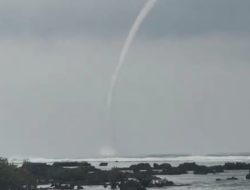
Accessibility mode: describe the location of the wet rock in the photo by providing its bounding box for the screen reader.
[148,177,174,187]
[119,180,146,190]
[226,177,238,181]
[110,181,118,189]
[193,166,215,175]
[161,167,187,175]
[246,171,250,179]
[53,161,91,167]
[100,162,108,166]
[178,162,199,171]
[130,163,152,173]
[224,162,250,170]
[153,163,172,170]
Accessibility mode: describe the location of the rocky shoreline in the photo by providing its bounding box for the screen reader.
[0,157,250,190]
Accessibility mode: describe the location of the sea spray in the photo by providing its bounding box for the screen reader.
[102,0,158,156]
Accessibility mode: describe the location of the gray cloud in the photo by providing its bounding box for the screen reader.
[0,0,250,157]
[146,0,250,38]
[0,0,250,38]
[0,0,145,38]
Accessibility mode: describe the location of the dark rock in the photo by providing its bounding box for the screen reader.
[178,162,199,171]
[193,166,214,175]
[53,161,91,168]
[246,171,250,179]
[216,177,239,181]
[110,181,118,189]
[130,163,152,173]
[119,180,146,190]
[161,167,187,175]
[153,163,172,170]
[226,177,238,181]
[224,162,250,170]
[148,177,174,187]
[133,172,154,187]
[100,162,108,166]
[77,186,84,189]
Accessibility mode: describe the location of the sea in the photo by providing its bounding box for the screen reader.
[9,154,250,190]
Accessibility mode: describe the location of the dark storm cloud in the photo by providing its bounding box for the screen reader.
[0,0,144,38]
[0,0,250,38]
[146,0,250,38]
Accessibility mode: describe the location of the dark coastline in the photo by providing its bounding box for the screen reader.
[0,157,250,190]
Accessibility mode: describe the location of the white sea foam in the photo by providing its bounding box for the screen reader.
[9,155,250,165]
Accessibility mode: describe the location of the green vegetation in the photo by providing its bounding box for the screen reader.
[0,158,34,190]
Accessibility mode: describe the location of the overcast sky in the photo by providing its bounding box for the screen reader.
[0,0,250,158]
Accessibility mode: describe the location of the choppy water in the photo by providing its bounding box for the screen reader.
[156,170,250,190]
[83,170,250,190]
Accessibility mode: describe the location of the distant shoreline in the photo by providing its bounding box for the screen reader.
[8,154,250,165]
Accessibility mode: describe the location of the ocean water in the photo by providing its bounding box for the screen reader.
[156,170,250,190]
[9,155,250,189]
[81,170,250,190]
[10,154,250,167]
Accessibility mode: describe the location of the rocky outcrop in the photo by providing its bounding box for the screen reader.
[99,162,108,166]
[161,167,187,175]
[226,177,238,181]
[153,163,172,170]
[216,177,238,182]
[148,177,174,187]
[130,163,152,173]
[193,166,213,175]
[246,171,250,180]
[178,163,224,175]
[178,162,199,171]
[52,161,91,167]
[223,162,250,170]
[119,180,146,190]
